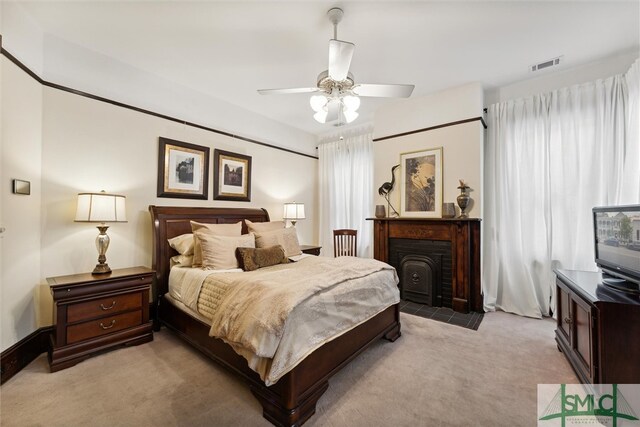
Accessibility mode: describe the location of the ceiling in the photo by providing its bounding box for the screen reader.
[17,1,640,136]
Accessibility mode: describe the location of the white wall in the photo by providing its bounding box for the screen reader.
[40,87,318,284]
[0,2,321,350]
[374,83,483,140]
[0,2,44,75]
[41,35,318,157]
[0,62,318,351]
[373,83,484,218]
[485,49,639,105]
[1,57,43,351]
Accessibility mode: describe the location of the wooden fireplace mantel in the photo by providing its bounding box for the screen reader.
[368,217,482,313]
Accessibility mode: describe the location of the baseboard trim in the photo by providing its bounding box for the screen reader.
[1,326,52,385]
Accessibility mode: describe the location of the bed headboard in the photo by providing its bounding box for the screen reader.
[148,205,270,305]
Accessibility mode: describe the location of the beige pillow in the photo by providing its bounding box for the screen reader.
[196,231,255,270]
[191,221,242,267]
[168,233,194,256]
[170,254,193,268]
[246,220,285,233]
[255,227,302,257]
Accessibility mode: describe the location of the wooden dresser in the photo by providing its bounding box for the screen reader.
[48,266,154,372]
[555,269,640,384]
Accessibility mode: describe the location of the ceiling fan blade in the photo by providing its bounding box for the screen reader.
[352,83,415,98]
[328,39,355,81]
[326,99,341,122]
[258,87,320,95]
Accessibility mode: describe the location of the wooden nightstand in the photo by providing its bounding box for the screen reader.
[47,266,154,372]
[300,245,321,256]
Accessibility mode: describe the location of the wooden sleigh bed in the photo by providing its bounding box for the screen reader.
[149,205,401,427]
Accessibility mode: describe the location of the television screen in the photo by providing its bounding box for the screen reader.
[593,205,640,287]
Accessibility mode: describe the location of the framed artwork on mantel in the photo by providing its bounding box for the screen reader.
[213,149,252,202]
[399,147,443,218]
[157,137,209,199]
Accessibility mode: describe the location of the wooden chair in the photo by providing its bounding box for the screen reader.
[333,229,357,257]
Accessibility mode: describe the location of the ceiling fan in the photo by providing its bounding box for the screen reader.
[257,7,415,126]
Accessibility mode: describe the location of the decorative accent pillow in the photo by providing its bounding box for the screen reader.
[168,233,194,256]
[191,221,242,267]
[254,227,302,257]
[195,231,255,270]
[246,220,285,233]
[236,246,289,271]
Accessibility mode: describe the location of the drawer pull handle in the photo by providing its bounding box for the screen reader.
[99,320,116,330]
[564,317,572,324]
[100,301,117,310]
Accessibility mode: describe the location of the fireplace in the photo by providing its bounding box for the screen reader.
[369,217,482,313]
[389,239,451,308]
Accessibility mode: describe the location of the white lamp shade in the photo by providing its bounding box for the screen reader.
[310,95,328,112]
[283,202,306,220]
[342,95,360,111]
[313,110,328,123]
[75,192,127,222]
[343,109,359,123]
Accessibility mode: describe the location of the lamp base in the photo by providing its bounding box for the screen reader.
[92,263,112,274]
[93,225,112,274]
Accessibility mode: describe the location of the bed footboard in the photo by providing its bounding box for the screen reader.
[160,298,400,427]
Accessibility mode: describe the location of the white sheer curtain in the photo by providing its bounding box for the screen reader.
[484,59,640,318]
[318,132,374,258]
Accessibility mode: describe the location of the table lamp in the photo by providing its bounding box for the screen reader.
[283,202,305,227]
[74,191,127,274]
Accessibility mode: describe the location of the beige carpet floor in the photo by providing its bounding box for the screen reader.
[0,312,576,426]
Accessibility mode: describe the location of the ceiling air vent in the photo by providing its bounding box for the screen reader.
[530,56,563,72]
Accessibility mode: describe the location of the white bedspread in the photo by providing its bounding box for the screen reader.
[168,256,399,385]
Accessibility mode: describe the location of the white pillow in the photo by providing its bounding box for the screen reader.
[255,227,302,257]
[168,233,194,256]
[246,220,285,233]
[191,221,242,267]
[196,231,255,270]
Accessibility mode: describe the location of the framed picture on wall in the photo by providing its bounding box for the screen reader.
[213,149,252,202]
[157,137,209,199]
[399,147,443,218]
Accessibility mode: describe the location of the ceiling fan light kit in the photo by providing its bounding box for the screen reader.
[258,8,414,126]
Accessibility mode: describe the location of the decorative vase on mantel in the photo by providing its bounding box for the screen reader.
[456,180,471,218]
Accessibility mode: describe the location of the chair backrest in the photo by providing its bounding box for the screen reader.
[333,229,357,257]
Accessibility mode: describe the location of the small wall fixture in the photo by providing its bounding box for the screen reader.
[74,191,127,274]
[283,202,306,227]
[12,179,31,195]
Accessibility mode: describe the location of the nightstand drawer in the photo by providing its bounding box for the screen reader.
[67,310,142,344]
[67,292,142,323]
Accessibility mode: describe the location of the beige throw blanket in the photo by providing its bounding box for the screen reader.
[203,256,399,384]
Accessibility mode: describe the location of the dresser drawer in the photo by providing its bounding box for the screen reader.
[67,310,142,344]
[67,292,142,323]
